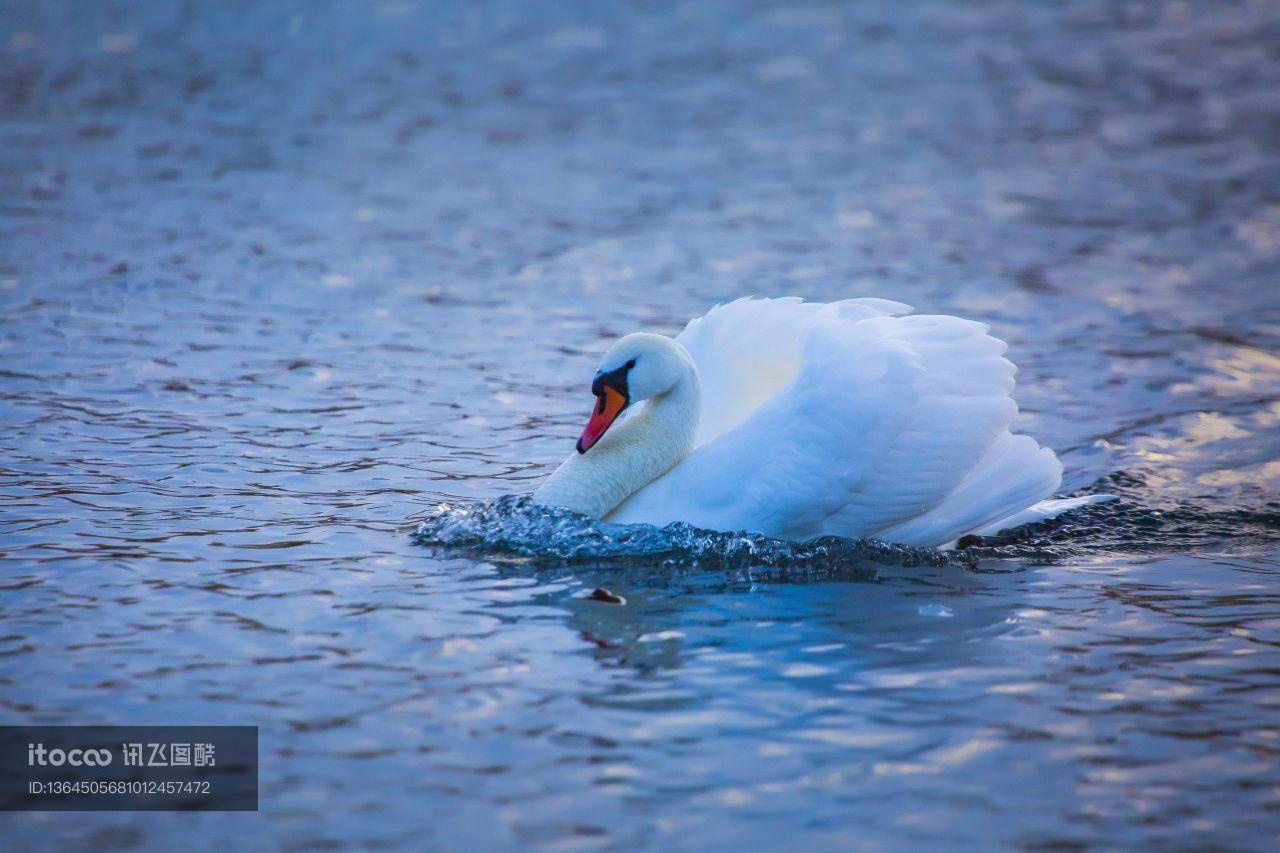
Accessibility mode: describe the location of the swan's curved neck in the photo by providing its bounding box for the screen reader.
[533,366,700,519]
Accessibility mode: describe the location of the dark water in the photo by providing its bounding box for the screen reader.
[3,0,1280,848]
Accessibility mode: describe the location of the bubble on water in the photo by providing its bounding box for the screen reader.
[413,495,968,571]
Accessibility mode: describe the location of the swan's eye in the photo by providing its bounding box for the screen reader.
[625,359,636,369]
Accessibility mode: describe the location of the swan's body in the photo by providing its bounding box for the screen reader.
[534,297,1105,547]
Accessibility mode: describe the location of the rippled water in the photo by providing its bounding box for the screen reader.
[3,0,1280,848]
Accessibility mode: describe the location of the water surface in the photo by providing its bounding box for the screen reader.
[2,1,1279,848]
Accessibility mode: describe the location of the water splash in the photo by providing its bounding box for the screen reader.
[413,495,969,570]
[415,476,1280,571]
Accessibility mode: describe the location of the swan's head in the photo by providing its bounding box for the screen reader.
[576,332,689,454]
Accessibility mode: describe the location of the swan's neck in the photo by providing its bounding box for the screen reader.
[533,370,700,519]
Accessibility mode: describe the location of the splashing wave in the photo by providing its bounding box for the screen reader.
[415,475,1280,571]
[413,495,968,569]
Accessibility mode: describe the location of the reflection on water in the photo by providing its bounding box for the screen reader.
[2,0,1279,848]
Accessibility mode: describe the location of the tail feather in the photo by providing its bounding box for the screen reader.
[970,494,1116,538]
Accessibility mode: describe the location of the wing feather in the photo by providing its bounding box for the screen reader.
[675,296,909,445]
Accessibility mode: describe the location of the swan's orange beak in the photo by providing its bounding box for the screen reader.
[576,386,628,454]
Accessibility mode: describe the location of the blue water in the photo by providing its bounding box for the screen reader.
[2,0,1279,848]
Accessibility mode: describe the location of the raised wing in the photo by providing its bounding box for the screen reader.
[675,296,909,446]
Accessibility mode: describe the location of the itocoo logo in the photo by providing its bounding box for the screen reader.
[27,743,113,766]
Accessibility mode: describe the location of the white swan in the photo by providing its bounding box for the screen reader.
[533,297,1107,547]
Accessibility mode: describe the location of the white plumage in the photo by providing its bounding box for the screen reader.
[535,297,1106,547]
